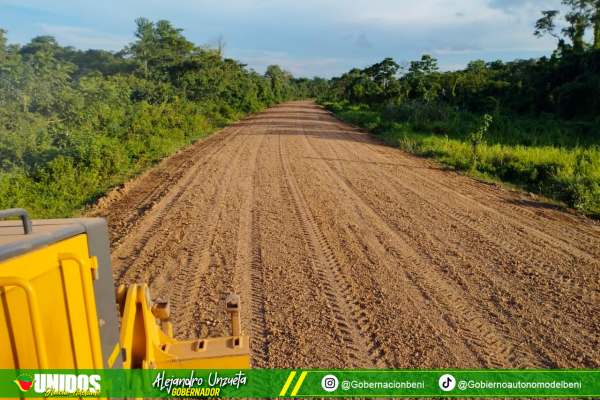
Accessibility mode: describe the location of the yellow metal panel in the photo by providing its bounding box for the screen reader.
[119,284,138,369]
[108,342,121,369]
[41,268,77,366]
[58,253,103,369]
[0,277,49,368]
[61,258,94,368]
[0,235,101,369]
[155,355,251,369]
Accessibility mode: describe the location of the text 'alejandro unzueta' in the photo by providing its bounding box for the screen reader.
[152,371,247,394]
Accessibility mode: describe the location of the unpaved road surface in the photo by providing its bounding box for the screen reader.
[94,100,600,369]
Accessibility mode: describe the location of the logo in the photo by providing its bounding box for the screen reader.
[439,374,456,391]
[13,374,35,392]
[11,374,102,396]
[322,374,339,392]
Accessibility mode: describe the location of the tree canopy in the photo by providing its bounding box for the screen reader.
[0,19,328,217]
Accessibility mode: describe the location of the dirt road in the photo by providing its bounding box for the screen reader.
[94,100,600,369]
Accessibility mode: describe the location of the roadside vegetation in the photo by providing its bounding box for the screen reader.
[0,19,329,218]
[319,0,600,214]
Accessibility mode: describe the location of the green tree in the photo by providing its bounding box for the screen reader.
[265,65,284,101]
[534,10,562,42]
[0,21,321,217]
[19,36,64,58]
[535,1,599,51]
[364,57,401,102]
[0,28,8,52]
[406,55,440,102]
[129,18,154,75]
[563,0,592,52]
[591,0,600,48]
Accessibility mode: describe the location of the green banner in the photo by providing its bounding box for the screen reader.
[1,369,599,398]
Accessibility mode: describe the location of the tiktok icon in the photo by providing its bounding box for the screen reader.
[439,374,456,391]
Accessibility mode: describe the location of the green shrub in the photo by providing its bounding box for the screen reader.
[0,22,325,218]
[567,177,600,211]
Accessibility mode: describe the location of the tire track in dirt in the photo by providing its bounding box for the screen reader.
[93,119,252,249]
[325,109,600,258]
[114,127,251,283]
[252,112,348,368]
[304,107,596,367]
[286,115,476,367]
[320,113,600,312]
[336,120,600,264]
[230,130,269,368]
[93,100,600,370]
[167,126,257,339]
[295,113,526,369]
[318,111,597,295]
[277,122,385,369]
[106,125,249,283]
[305,109,598,368]
[248,191,269,368]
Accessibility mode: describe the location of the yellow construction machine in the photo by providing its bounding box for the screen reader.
[0,208,250,370]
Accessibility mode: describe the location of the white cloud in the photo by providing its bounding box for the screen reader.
[431,47,482,55]
[37,24,130,50]
[229,48,358,77]
[488,0,558,14]
[1,0,571,77]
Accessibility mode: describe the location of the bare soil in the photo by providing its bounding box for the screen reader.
[92,100,600,369]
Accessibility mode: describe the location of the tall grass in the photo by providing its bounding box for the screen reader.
[382,101,600,148]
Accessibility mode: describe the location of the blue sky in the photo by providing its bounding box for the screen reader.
[0,0,566,78]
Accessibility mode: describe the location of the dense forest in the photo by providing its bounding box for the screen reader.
[319,0,600,214]
[2,3,599,218]
[0,18,329,217]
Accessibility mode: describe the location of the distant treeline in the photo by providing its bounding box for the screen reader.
[323,0,600,120]
[0,18,330,217]
[323,50,600,122]
[318,1,600,213]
